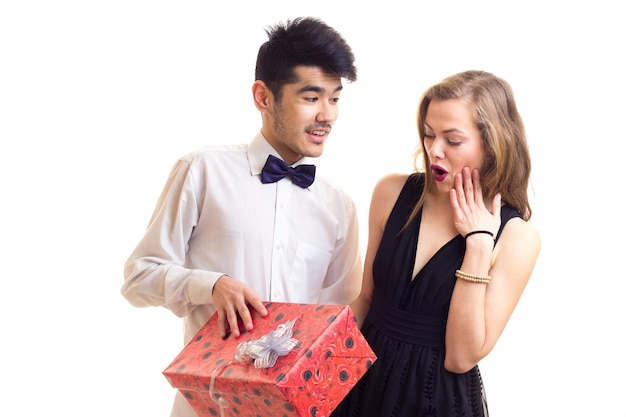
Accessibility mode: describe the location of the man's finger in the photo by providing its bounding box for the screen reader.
[249,299,269,318]
[237,304,254,332]
[226,308,240,338]
[217,312,228,339]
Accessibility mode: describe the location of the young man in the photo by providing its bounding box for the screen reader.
[121,17,362,417]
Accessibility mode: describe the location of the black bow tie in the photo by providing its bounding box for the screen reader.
[260,155,316,188]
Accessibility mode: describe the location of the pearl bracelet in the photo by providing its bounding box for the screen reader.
[455,269,491,284]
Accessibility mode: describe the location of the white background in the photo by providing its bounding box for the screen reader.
[1,1,625,416]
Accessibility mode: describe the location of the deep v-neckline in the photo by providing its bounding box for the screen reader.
[411,210,462,281]
[411,237,462,281]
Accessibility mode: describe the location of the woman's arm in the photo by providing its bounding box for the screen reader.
[444,170,541,373]
[350,173,409,326]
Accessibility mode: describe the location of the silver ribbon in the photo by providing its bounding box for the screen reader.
[209,361,232,417]
[208,318,300,417]
[234,318,300,368]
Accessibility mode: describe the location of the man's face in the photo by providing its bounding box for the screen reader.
[263,66,343,165]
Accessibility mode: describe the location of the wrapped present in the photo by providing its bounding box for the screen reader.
[163,302,376,417]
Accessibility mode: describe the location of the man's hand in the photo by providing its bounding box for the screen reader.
[212,275,268,338]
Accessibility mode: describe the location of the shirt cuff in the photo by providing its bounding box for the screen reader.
[186,270,226,306]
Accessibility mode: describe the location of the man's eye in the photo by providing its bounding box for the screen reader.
[331,97,340,103]
[305,97,318,102]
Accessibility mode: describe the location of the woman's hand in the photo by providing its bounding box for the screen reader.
[449,167,501,239]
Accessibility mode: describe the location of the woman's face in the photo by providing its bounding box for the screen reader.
[423,98,484,194]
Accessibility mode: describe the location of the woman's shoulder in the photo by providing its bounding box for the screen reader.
[369,172,422,218]
[373,172,415,199]
[376,171,424,190]
[500,215,542,253]
[499,203,541,241]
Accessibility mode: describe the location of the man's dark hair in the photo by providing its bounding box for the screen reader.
[255,17,357,99]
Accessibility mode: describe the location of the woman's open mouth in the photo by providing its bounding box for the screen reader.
[431,164,448,182]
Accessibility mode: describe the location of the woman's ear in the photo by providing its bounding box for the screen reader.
[252,80,271,112]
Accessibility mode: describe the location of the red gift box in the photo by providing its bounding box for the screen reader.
[163,302,376,417]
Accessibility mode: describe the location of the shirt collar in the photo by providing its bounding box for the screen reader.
[248,131,316,176]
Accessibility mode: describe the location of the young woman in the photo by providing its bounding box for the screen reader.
[333,70,541,417]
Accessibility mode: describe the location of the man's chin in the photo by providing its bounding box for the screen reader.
[302,144,325,158]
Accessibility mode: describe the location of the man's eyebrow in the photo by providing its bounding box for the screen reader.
[296,85,344,94]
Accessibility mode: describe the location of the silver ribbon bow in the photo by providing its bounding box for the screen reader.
[234,318,299,368]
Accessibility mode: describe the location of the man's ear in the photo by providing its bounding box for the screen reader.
[252,80,272,112]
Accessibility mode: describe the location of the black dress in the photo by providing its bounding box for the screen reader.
[332,173,522,417]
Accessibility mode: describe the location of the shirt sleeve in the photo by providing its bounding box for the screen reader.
[121,158,224,318]
[317,195,363,306]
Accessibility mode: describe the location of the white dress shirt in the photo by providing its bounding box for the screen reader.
[122,132,362,417]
